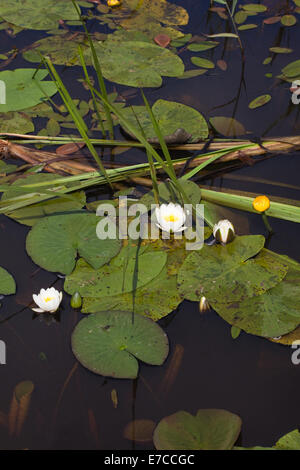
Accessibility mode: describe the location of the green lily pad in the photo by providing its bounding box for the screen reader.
[121,100,208,143]
[93,40,184,87]
[153,409,242,450]
[23,34,88,66]
[238,24,258,30]
[269,47,293,54]
[64,249,167,297]
[241,4,267,13]
[0,0,80,30]
[0,69,57,112]
[275,430,300,450]
[0,266,16,295]
[281,15,297,26]
[177,236,288,303]
[81,237,189,320]
[211,259,300,338]
[191,57,215,69]
[26,212,122,275]
[71,311,169,378]
[187,41,219,52]
[249,94,271,109]
[0,112,34,134]
[281,59,300,78]
[2,174,86,226]
[139,179,202,209]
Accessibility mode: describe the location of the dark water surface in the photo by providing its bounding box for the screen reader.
[0,0,300,449]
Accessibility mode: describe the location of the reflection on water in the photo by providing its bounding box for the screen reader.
[0,0,299,449]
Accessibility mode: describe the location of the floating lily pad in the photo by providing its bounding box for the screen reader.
[2,174,86,226]
[71,311,169,378]
[281,15,297,26]
[153,409,242,450]
[0,0,80,30]
[187,41,219,52]
[281,59,300,79]
[0,266,16,295]
[238,24,258,30]
[178,236,288,304]
[26,212,122,275]
[211,258,300,338]
[269,47,292,54]
[121,100,208,143]
[0,69,57,112]
[249,94,271,109]
[0,112,34,134]
[93,41,184,87]
[81,237,188,320]
[23,34,88,65]
[242,4,267,13]
[64,249,167,297]
[275,430,300,450]
[191,57,215,69]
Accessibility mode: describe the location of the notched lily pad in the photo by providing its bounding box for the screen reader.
[0,266,16,295]
[153,409,242,450]
[71,311,169,378]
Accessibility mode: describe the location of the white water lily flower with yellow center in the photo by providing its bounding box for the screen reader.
[213,219,235,244]
[32,287,63,314]
[155,203,186,233]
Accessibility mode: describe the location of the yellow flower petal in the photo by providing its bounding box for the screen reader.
[253,195,270,212]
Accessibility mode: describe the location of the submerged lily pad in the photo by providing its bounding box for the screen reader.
[139,178,202,209]
[0,0,80,30]
[26,213,122,275]
[121,99,208,142]
[93,40,184,87]
[0,69,57,112]
[153,409,242,450]
[2,174,86,226]
[178,236,288,304]
[0,266,16,295]
[209,116,246,137]
[212,258,300,338]
[0,112,34,134]
[71,311,169,378]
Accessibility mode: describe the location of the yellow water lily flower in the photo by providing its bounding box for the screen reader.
[32,287,63,314]
[107,0,122,7]
[155,203,186,233]
[253,195,270,212]
[213,219,235,244]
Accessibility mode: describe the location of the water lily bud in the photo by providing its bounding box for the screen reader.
[213,219,235,245]
[253,195,270,213]
[70,292,82,309]
[199,296,210,313]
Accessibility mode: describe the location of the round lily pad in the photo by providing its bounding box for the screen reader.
[153,409,242,450]
[0,266,16,295]
[26,212,122,275]
[121,100,208,143]
[71,311,169,378]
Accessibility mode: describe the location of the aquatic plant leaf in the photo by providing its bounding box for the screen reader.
[209,116,246,137]
[177,236,288,303]
[93,41,184,87]
[153,409,242,450]
[281,15,297,26]
[26,213,122,275]
[23,34,88,66]
[248,94,271,109]
[9,380,34,437]
[2,174,86,226]
[191,57,215,69]
[281,59,300,78]
[187,41,219,52]
[241,4,267,13]
[0,161,17,175]
[0,267,16,295]
[64,249,167,298]
[0,0,79,30]
[177,69,208,79]
[71,311,169,378]
[0,112,34,134]
[124,419,156,442]
[121,100,208,142]
[139,179,202,209]
[275,430,300,450]
[269,47,292,54]
[212,259,300,338]
[238,23,258,30]
[0,69,57,112]
[81,237,189,320]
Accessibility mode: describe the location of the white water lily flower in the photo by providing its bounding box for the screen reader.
[199,296,210,313]
[213,219,235,244]
[32,287,63,314]
[155,203,186,233]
